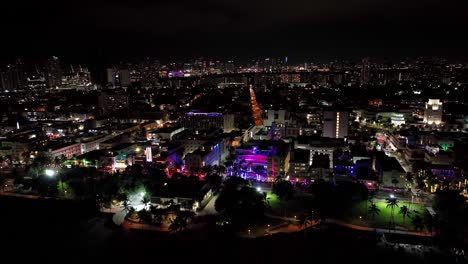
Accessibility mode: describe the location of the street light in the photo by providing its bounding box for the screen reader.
[256,187,261,192]
[390,194,395,199]
[45,169,56,177]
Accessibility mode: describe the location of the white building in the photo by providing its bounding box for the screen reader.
[424,99,443,125]
[263,109,287,126]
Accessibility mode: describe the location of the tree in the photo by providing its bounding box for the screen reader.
[422,212,434,236]
[411,215,424,231]
[138,209,152,224]
[386,197,399,229]
[31,153,52,171]
[365,191,376,217]
[391,178,399,188]
[215,177,264,227]
[298,213,312,230]
[169,213,190,233]
[205,173,222,188]
[141,196,151,210]
[432,189,465,246]
[56,180,75,199]
[405,172,413,184]
[201,165,213,176]
[368,203,381,219]
[272,179,295,217]
[272,180,295,201]
[398,205,410,223]
[122,200,132,213]
[0,176,5,192]
[213,165,226,176]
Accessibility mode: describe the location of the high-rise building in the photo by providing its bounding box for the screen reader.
[119,69,131,87]
[45,56,62,88]
[0,58,26,91]
[180,112,227,130]
[140,57,160,88]
[223,114,235,132]
[322,111,348,139]
[106,68,116,87]
[424,99,443,125]
[360,57,370,84]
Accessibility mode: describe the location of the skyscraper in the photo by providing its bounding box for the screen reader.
[119,69,131,87]
[322,111,348,139]
[360,57,370,84]
[45,56,62,88]
[424,99,443,125]
[0,58,26,91]
[140,57,160,88]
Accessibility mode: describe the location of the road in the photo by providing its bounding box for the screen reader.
[249,84,263,126]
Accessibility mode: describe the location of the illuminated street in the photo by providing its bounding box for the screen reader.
[250,84,264,126]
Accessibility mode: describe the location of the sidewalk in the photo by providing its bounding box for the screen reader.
[324,219,432,237]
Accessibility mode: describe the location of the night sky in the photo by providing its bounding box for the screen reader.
[2,0,468,62]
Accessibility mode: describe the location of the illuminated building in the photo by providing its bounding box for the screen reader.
[147,127,185,141]
[424,99,443,125]
[233,141,290,181]
[145,146,152,162]
[263,109,287,127]
[184,142,222,172]
[119,69,131,87]
[181,112,234,132]
[0,58,26,90]
[140,57,160,88]
[360,57,370,84]
[45,56,62,88]
[288,149,310,179]
[322,111,348,139]
[98,92,129,114]
[48,142,82,159]
[294,137,347,169]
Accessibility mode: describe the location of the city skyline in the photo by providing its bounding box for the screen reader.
[1,2,467,263]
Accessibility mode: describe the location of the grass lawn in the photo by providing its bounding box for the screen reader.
[265,192,314,218]
[347,200,428,231]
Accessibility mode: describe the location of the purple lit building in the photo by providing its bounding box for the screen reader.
[233,141,290,182]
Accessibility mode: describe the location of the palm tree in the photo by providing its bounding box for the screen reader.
[214,165,226,176]
[411,215,424,231]
[366,191,376,217]
[368,203,381,219]
[391,178,399,188]
[386,197,399,229]
[201,165,213,176]
[423,213,434,236]
[0,176,6,192]
[398,205,410,224]
[298,213,312,229]
[122,200,132,213]
[169,214,190,233]
[141,196,151,210]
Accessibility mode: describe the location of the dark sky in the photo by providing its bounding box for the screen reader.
[2,0,468,62]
